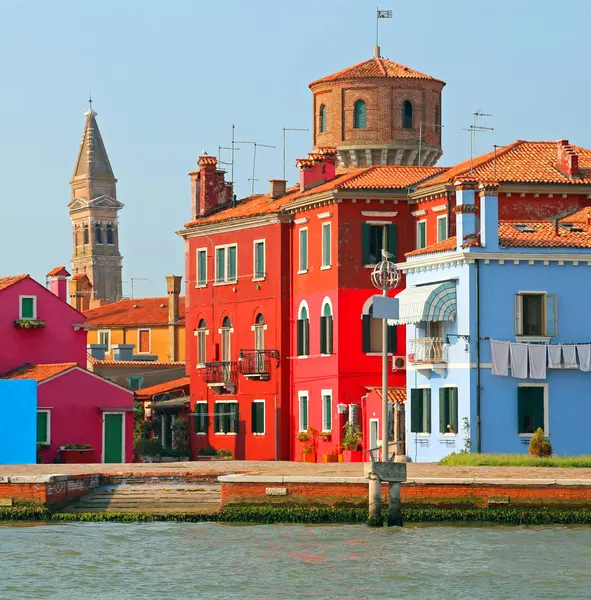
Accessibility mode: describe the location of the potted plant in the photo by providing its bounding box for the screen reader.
[301,442,316,463]
[341,423,363,462]
[59,444,95,464]
[214,448,233,461]
[296,428,317,462]
[14,319,46,329]
[319,431,332,442]
[136,438,164,463]
[197,446,217,461]
[321,448,339,463]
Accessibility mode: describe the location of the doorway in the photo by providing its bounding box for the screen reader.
[103,413,124,463]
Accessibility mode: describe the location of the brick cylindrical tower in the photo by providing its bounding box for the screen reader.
[309,55,445,169]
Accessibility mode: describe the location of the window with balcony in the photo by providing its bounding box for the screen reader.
[518,386,545,435]
[410,389,431,433]
[298,392,309,431]
[439,387,458,434]
[215,244,237,284]
[196,248,207,286]
[253,240,265,280]
[194,402,208,434]
[515,293,557,338]
[214,401,239,434]
[252,400,265,434]
[297,304,310,357]
[362,304,396,354]
[320,301,333,355]
[221,317,232,361]
[408,321,445,364]
[322,222,331,268]
[299,228,308,272]
[362,223,397,265]
[197,319,207,365]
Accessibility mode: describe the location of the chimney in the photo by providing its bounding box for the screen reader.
[112,344,135,361]
[269,179,287,199]
[47,266,70,303]
[189,153,233,218]
[454,179,478,251]
[165,275,182,362]
[556,139,579,177]
[87,344,107,361]
[296,147,337,192]
[69,273,93,312]
[478,182,499,251]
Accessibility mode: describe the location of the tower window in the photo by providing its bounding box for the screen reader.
[319,104,327,133]
[402,101,413,129]
[434,104,441,131]
[354,100,366,129]
[95,223,103,244]
[106,224,114,245]
[83,225,89,245]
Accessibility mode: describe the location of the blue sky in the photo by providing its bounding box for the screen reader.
[1,0,590,297]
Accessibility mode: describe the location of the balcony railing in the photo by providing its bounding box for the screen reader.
[407,338,447,365]
[202,361,237,386]
[238,350,280,379]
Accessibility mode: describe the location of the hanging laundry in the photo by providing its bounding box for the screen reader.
[576,345,591,372]
[547,345,562,369]
[528,344,547,379]
[510,343,528,379]
[562,345,578,369]
[491,340,510,376]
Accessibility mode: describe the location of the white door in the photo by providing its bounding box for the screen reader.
[369,419,379,462]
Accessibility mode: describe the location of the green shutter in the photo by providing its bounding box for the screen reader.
[228,246,237,280]
[545,295,557,336]
[387,324,397,353]
[518,387,543,434]
[320,316,327,354]
[37,412,48,443]
[21,297,34,319]
[252,402,264,434]
[531,388,544,432]
[297,319,304,356]
[216,248,225,282]
[410,390,422,433]
[327,317,333,354]
[304,321,310,355]
[450,388,458,433]
[424,390,432,434]
[362,224,370,264]
[439,388,447,434]
[362,314,371,352]
[386,224,398,262]
[214,403,221,433]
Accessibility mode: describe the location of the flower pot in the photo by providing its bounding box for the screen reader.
[301,451,316,463]
[322,453,339,463]
[59,448,95,464]
[342,449,363,463]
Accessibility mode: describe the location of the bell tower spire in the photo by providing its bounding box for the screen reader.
[68,103,124,304]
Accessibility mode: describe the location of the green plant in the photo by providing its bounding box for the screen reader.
[14,319,46,329]
[319,431,331,441]
[172,417,190,456]
[529,427,553,457]
[341,422,362,450]
[134,400,146,439]
[198,446,217,456]
[216,448,233,459]
[301,443,314,455]
[439,453,591,467]
[62,444,92,450]
[134,438,163,458]
[459,417,472,454]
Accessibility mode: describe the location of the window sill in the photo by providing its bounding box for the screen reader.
[297,269,308,275]
[196,432,207,436]
[320,353,333,357]
[214,432,237,436]
[252,277,266,282]
[516,336,551,343]
[195,284,208,289]
[136,352,152,355]
[365,352,394,357]
[196,364,205,369]
[213,280,238,287]
[320,265,331,271]
[297,355,309,359]
[253,432,266,436]
[442,433,457,437]
[364,264,377,269]
[415,433,431,437]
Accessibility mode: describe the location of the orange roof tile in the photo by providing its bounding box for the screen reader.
[338,166,444,190]
[88,356,184,368]
[84,297,185,327]
[72,273,90,281]
[367,386,407,404]
[418,141,591,189]
[1,363,77,382]
[310,57,444,87]
[0,274,28,292]
[135,376,190,399]
[406,237,457,257]
[561,206,591,223]
[47,266,70,277]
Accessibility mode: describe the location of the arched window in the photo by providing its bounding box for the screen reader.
[320,301,333,355]
[83,225,89,245]
[319,104,327,133]
[297,304,310,357]
[106,224,114,245]
[354,100,367,129]
[95,223,103,244]
[362,303,397,354]
[197,319,207,365]
[254,313,265,372]
[221,316,232,362]
[402,101,413,129]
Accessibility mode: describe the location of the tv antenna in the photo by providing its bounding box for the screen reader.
[130,277,148,299]
[462,112,493,173]
[283,127,308,181]
[235,141,276,196]
[218,145,239,167]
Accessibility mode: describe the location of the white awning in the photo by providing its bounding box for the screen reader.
[389,281,456,325]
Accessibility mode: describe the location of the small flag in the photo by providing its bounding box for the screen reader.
[377,9,392,18]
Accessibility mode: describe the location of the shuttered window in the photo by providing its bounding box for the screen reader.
[439,387,458,434]
[128,376,142,391]
[138,329,150,353]
[517,387,544,434]
[362,305,396,353]
[299,229,308,271]
[297,306,309,356]
[196,249,207,286]
[322,223,331,267]
[37,411,49,444]
[298,394,309,431]
[254,241,265,279]
[322,393,332,431]
[320,303,333,354]
[214,401,239,434]
[227,246,237,281]
[416,221,427,249]
[514,293,557,337]
[410,389,431,433]
[194,402,208,434]
[437,216,448,242]
[20,296,36,320]
[362,224,397,264]
[251,401,265,434]
[215,245,237,283]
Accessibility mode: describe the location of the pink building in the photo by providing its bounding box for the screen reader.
[0,271,133,463]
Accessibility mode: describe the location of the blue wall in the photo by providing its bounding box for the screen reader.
[0,380,37,464]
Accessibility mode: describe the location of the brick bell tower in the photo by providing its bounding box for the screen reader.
[309,49,445,169]
[68,104,124,303]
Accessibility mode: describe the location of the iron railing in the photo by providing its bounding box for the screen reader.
[407,337,447,364]
[202,361,237,385]
[238,350,280,377]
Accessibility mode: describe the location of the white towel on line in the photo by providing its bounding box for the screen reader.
[491,340,510,376]
[562,345,578,369]
[528,344,547,379]
[547,345,562,369]
[510,343,528,379]
[577,344,591,372]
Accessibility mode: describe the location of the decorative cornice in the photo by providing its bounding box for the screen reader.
[454,204,479,214]
[177,213,291,239]
[361,211,398,217]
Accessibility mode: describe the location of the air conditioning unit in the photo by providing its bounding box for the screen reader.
[392,355,406,371]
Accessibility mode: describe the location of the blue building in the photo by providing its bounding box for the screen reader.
[0,380,37,464]
[396,180,591,461]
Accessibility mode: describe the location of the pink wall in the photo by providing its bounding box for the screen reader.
[37,368,133,464]
[0,278,87,373]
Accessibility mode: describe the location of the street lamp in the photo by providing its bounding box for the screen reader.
[371,249,400,461]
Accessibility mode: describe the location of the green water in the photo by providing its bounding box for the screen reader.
[1,522,590,599]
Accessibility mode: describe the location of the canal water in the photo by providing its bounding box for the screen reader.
[1,522,590,599]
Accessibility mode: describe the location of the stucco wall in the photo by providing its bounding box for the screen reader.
[0,380,37,464]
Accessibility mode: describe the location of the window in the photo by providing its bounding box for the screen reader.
[439,387,458,434]
[128,376,143,391]
[98,329,111,351]
[83,225,89,245]
[297,304,310,357]
[322,390,332,432]
[138,329,151,354]
[402,100,413,129]
[437,215,448,242]
[19,296,37,320]
[95,223,103,244]
[416,221,427,249]
[362,304,396,354]
[197,319,207,365]
[254,313,265,371]
[196,248,207,286]
[515,293,557,337]
[362,223,398,264]
[298,228,308,272]
[298,392,309,431]
[253,240,265,279]
[252,400,265,434]
[215,244,238,283]
[221,316,232,361]
[354,100,367,129]
[322,222,331,268]
[37,410,50,444]
[214,401,239,434]
[194,402,208,434]
[518,386,545,434]
[320,301,333,355]
[410,389,431,433]
[434,105,441,133]
[319,104,327,133]
[106,224,114,245]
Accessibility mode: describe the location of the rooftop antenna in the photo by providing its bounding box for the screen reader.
[418,121,443,166]
[130,277,148,299]
[218,145,239,167]
[375,7,392,58]
[231,124,236,194]
[462,112,493,173]
[492,143,511,180]
[283,127,308,181]
[235,141,276,196]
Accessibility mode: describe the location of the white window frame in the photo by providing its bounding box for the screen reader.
[213,399,238,436]
[298,390,309,432]
[298,227,308,274]
[98,329,111,352]
[439,384,458,437]
[436,215,448,242]
[37,409,51,444]
[137,328,152,354]
[321,222,332,269]
[515,291,557,342]
[196,247,207,288]
[297,300,310,359]
[517,383,549,438]
[19,295,37,320]
[195,323,209,367]
[214,243,238,285]
[194,401,208,435]
[253,239,266,281]
[321,389,332,432]
[416,220,427,250]
[252,399,266,435]
[415,385,432,437]
[320,297,333,356]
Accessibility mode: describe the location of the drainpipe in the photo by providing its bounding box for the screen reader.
[446,191,452,238]
[475,258,482,453]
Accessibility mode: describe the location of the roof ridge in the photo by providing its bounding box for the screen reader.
[375,57,388,76]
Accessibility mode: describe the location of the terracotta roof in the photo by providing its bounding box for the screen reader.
[310,57,444,87]
[135,376,190,399]
[561,206,591,223]
[83,296,185,327]
[0,274,28,292]
[338,166,444,190]
[72,273,90,281]
[367,386,406,404]
[418,141,591,189]
[406,237,458,257]
[1,363,77,382]
[88,355,185,368]
[47,266,70,277]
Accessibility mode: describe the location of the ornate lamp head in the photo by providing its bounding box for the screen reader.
[371,249,400,291]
